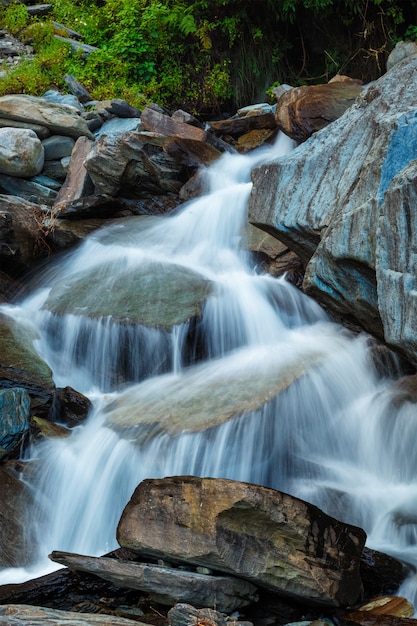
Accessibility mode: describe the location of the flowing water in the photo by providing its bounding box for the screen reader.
[1,133,417,604]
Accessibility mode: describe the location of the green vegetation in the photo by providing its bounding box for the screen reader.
[0,0,416,114]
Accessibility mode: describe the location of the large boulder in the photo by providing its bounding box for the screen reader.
[117,476,366,607]
[249,55,417,364]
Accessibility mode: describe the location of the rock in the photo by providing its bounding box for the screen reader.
[117,476,366,607]
[31,415,70,438]
[169,603,227,626]
[141,106,236,154]
[179,169,209,201]
[0,118,50,138]
[164,136,222,166]
[42,134,75,160]
[95,116,141,137]
[43,259,213,327]
[387,41,417,71]
[0,195,44,272]
[84,130,186,196]
[275,82,362,142]
[41,158,67,181]
[49,551,258,612]
[236,128,277,152]
[249,55,417,363]
[0,387,30,452]
[0,312,55,418]
[54,386,92,427]
[0,94,94,139]
[103,98,142,118]
[0,466,35,567]
[51,194,124,221]
[53,34,99,57]
[0,127,44,177]
[356,597,414,618]
[0,173,58,205]
[26,4,52,16]
[52,136,94,210]
[64,73,92,103]
[42,89,83,112]
[343,615,417,626]
[360,547,407,599]
[209,111,277,138]
[0,604,143,625]
[103,336,335,441]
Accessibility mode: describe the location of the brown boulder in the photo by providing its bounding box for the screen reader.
[117,476,366,607]
[275,82,362,142]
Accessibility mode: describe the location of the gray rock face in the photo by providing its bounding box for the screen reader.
[249,56,417,364]
[0,467,35,567]
[117,476,366,607]
[0,604,142,625]
[0,127,44,177]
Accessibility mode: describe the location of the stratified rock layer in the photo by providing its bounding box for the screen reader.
[249,55,417,365]
[117,476,366,607]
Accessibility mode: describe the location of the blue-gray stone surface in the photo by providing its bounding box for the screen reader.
[0,387,30,451]
[249,55,417,365]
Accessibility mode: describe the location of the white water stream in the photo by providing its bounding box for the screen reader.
[1,133,417,605]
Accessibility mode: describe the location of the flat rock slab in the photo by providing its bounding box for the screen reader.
[0,604,143,625]
[43,260,213,328]
[117,476,366,607]
[104,334,337,440]
[0,94,94,139]
[49,551,258,612]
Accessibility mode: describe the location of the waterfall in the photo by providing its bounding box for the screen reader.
[1,133,417,606]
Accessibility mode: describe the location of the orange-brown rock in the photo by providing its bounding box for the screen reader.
[275,82,362,142]
[117,476,366,607]
[209,112,277,138]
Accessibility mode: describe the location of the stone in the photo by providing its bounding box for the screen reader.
[0,174,58,205]
[64,73,92,103]
[95,116,141,137]
[0,127,44,177]
[387,40,417,71]
[141,106,235,153]
[53,35,99,57]
[169,604,227,626]
[360,547,407,599]
[0,605,143,625]
[55,386,92,427]
[236,128,277,152]
[0,466,35,567]
[356,597,414,618]
[49,551,258,612]
[209,112,277,137]
[42,134,75,160]
[104,98,142,118]
[0,117,50,138]
[275,82,362,142]
[103,337,335,441]
[43,259,213,328]
[51,194,124,221]
[0,312,55,417]
[249,55,417,363]
[0,387,30,451]
[52,136,94,210]
[26,4,52,16]
[0,195,44,271]
[117,476,366,607]
[0,94,94,139]
[31,415,71,438]
[164,136,222,167]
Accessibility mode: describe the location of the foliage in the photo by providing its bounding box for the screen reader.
[0,0,416,113]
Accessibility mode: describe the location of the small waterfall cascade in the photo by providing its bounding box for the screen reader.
[1,133,417,606]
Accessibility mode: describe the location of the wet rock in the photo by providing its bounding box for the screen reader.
[0,94,94,139]
[0,466,36,567]
[360,547,407,599]
[356,597,414,618]
[0,195,44,272]
[117,476,366,607]
[275,82,362,142]
[43,259,213,328]
[31,415,70,438]
[103,336,337,441]
[236,128,277,152]
[0,312,55,417]
[0,127,44,177]
[343,597,416,626]
[55,386,92,427]
[0,173,58,205]
[164,136,222,167]
[49,551,258,612]
[0,387,30,452]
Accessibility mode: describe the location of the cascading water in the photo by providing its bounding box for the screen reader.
[1,132,417,606]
